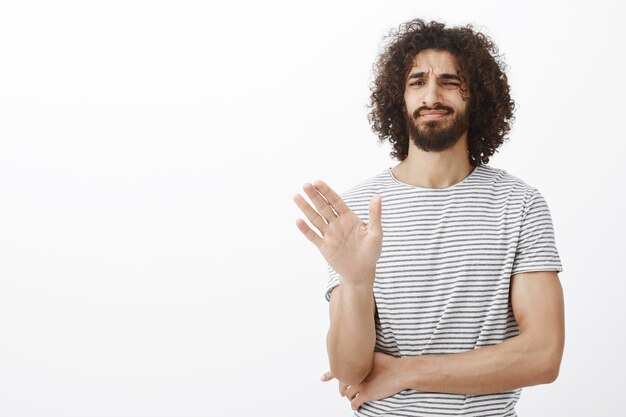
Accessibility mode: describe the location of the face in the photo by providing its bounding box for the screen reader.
[403,49,470,152]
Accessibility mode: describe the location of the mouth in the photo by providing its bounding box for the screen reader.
[419,110,449,118]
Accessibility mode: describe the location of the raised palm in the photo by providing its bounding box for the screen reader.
[293,180,383,285]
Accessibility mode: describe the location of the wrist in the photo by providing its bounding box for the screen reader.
[396,355,423,391]
[396,356,410,391]
[339,280,374,295]
[339,270,376,289]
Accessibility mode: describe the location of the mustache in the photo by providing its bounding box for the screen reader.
[412,105,454,119]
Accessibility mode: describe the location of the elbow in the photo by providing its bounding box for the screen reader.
[331,370,369,387]
[329,359,373,386]
[529,331,563,385]
[542,360,560,384]
[539,349,562,384]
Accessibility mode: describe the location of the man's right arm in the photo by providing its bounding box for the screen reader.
[327,280,377,386]
[293,180,382,385]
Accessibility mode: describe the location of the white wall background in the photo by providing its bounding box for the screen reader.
[0,1,623,416]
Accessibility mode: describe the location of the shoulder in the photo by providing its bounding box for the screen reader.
[480,165,553,218]
[478,164,541,197]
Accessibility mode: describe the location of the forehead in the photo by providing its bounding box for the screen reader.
[407,49,461,77]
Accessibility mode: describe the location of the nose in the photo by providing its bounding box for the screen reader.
[422,80,443,108]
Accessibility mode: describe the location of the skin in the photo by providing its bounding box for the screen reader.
[293,181,381,385]
[294,48,565,412]
[321,269,564,410]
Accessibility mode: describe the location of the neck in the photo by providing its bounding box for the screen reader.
[391,133,474,189]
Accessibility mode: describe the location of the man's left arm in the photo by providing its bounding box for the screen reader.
[344,270,564,409]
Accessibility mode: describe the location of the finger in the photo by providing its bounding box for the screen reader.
[368,194,383,234]
[311,180,351,216]
[320,371,334,382]
[339,381,349,397]
[293,193,329,234]
[351,392,366,410]
[344,385,359,401]
[295,218,323,248]
[302,182,338,224]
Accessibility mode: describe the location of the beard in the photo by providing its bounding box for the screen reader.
[404,104,470,152]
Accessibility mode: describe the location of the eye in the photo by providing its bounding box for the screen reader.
[410,80,425,86]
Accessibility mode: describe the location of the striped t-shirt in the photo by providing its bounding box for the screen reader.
[325,163,563,417]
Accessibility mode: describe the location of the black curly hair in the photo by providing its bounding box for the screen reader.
[368,19,515,166]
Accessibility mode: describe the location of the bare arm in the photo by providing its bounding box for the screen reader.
[327,282,377,385]
[344,270,565,408]
[400,270,565,394]
[293,180,383,386]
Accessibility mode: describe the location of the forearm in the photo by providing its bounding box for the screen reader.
[326,280,376,385]
[398,333,559,395]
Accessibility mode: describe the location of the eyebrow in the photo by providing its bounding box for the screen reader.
[407,72,462,82]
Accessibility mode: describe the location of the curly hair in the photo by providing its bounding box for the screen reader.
[368,19,515,166]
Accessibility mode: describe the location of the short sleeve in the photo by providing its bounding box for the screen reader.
[511,188,564,275]
[324,263,340,302]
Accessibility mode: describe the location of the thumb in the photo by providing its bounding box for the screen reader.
[368,194,382,233]
[320,371,335,382]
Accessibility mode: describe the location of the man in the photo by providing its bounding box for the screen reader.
[292,19,564,417]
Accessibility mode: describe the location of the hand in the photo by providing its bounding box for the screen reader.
[320,370,349,398]
[293,180,383,286]
[320,352,405,410]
